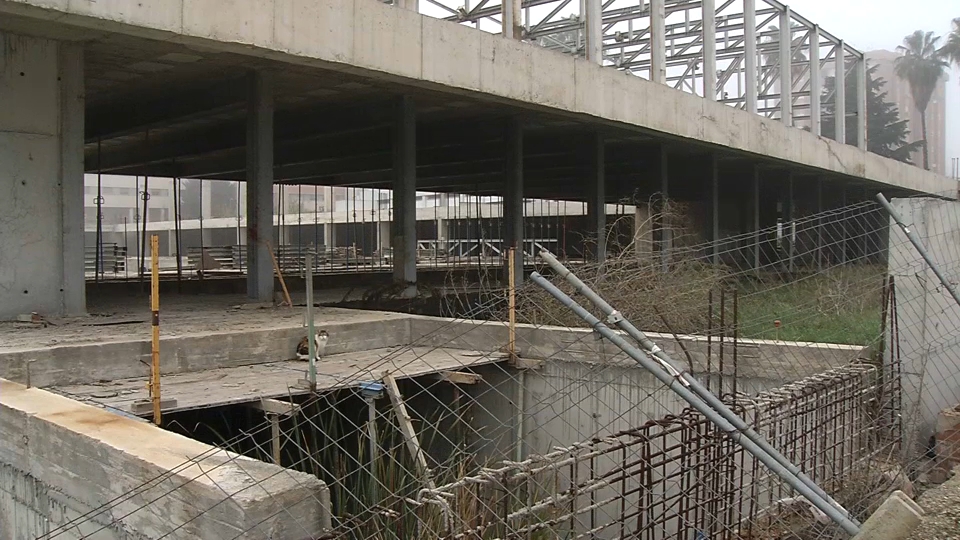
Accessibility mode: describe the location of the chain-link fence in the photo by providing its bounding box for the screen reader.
[49,193,960,539]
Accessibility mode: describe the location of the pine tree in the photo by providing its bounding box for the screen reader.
[821,62,922,163]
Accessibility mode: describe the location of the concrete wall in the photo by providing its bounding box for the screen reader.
[887,198,960,445]
[0,379,329,539]
[0,316,412,388]
[0,0,953,196]
[0,32,85,319]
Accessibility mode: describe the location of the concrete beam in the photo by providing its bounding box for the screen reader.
[245,70,275,302]
[392,96,417,296]
[86,76,247,142]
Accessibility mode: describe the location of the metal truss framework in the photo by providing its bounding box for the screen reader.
[406,0,867,149]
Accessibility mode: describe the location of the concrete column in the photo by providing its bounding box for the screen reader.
[585,0,602,64]
[323,223,334,247]
[816,176,823,271]
[786,172,795,273]
[585,133,606,262]
[634,203,654,262]
[245,70,275,302]
[60,44,86,316]
[0,35,85,319]
[809,25,822,136]
[710,154,719,264]
[503,118,524,282]
[650,0,666,85]
[702,0,717,101]
[392,96,417,297]
[377,221,390,250]
[752,165,761,272]
[835,41,846,144]
[744,0,758,114]
[778,7,793,127]
[654,145,671,272]
[856,56,867,151]
[396,0,417,11]
[502,0,522,39]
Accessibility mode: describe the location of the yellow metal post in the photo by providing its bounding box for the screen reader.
[150,235,161,425]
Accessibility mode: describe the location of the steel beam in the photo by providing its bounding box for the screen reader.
[809,26,821,136]
[744,0,758,113]
[650,0,666,84]
[778,7,792,127]
[835,41,846,144]
[702,0,716,100]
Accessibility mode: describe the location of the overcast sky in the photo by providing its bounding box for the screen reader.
[790,0,958,173]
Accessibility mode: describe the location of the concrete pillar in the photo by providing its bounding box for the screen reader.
[786,172,795,273]
[752,165,761,272]
[779,7,793,127]
[396,0,417,11]
[585,0,602,65]
[245,70,275,302]
[323,223,334,248]
[503,118,524,282]
[0,35,85,319]
[654,145,671,272]
[835,41,846,144]
[502,0,522,39]
[377,221,390,250]
[810,25,822,136]
[743,0,758,114]
[816,176,824,271]
[634,203,654,262]
[392,96,417,297]
[710,154,719,264]
[650,0,666,85]
[702,0,717,101]
[856,56,867,151]
[585,133,606,263]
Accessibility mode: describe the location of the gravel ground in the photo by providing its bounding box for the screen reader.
[907,471,960,539]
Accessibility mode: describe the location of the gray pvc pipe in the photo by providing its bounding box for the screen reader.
[529,270,861,536]
[537,250,856,525]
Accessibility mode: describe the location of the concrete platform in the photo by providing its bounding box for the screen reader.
[51,346,507,415]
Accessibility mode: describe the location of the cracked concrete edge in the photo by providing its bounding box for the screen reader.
[851,490,924,540]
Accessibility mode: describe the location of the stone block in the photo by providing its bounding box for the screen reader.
[851,490,923,540]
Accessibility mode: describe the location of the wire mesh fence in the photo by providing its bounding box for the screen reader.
[53,193,960,539]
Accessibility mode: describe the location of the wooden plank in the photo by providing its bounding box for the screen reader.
[433,371,482,385]
[382,372,435,489]
[53,347,508,416]
[248,397,301,416]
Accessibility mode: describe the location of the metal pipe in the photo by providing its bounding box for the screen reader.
[876,193,960,309]
[529,270,860,535]
[535,251,860,532]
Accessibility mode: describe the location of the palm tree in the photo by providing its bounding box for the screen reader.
[894,30,949,170]
[941,18,960,69]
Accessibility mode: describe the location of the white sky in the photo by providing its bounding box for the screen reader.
[790,0,959,173]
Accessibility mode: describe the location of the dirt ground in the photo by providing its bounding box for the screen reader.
[907,470,960,539]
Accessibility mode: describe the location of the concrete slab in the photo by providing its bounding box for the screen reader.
[51,346,508,415]
[0,0,953,195]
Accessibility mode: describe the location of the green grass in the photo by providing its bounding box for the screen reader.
[736,266,885,346]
